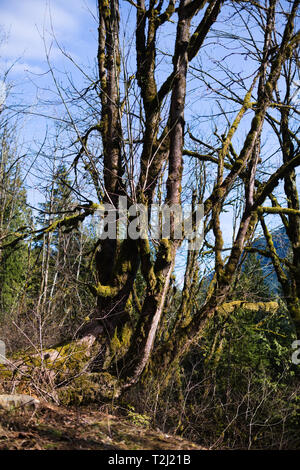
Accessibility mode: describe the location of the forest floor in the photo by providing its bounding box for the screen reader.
[0,401,205,450]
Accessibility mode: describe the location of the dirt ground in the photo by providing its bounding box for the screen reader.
[0,402,205,450]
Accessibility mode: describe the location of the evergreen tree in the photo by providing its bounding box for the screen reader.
[31,165,95,342]
[232,253,271,302]
[0,129,31,315]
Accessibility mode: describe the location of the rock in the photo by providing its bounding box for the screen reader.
[0,394,40,411]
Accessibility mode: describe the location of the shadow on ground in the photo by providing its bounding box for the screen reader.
[0,402,205,450]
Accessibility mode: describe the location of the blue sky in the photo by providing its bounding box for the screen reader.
[0,0,99,207]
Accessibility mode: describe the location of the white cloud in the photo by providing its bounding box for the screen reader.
[0,0,95,74]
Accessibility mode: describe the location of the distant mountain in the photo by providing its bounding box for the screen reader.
[249,226,290,292]
[203,226,290,292]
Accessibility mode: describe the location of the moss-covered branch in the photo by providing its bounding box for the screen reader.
[257,206,300,216]
[216,300,279,315]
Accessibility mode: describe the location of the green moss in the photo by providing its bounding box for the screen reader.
[110,328,121,356]
[0,337,126,403]
[216,301,279,314]
[127,405,151,428]
[0,363,13,380]
[90,202,104,211]
[121,324,132,348]
[125,293,133,311]
[57,374,102,405]
[265,81,273,98]
[289,303,300,326]
[159,238,172,263]
[139,238,157,290]
[106,323,133,368]
[259,206,300,216]
[94,283,119,298]
[120,259,132,274]
[180,308,193,329]
[252,115,261,129]
[100,0,110,18]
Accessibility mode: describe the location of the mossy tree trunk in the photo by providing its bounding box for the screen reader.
[79,0,225,378]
